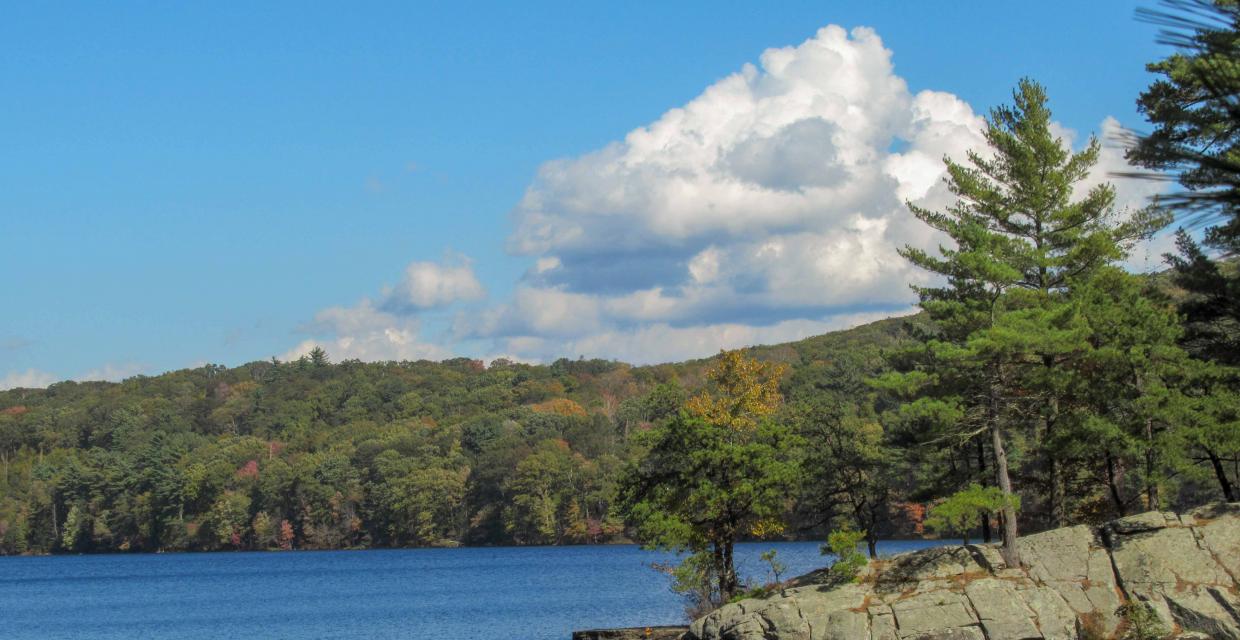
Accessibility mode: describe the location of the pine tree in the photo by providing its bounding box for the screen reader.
[1130,0,1240,239]
[893,79,1164,565]
[1071,267,1212,512]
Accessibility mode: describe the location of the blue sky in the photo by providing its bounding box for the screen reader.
[1,1,1171,386]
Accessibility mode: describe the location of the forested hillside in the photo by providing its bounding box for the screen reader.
[0,315,919,554]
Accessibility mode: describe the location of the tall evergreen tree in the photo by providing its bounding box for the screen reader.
[892,79,1163,565]
[1130,0,1240,239]
[1128,1,1240,503]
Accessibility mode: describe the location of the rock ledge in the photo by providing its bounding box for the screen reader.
[687,503,1240,640]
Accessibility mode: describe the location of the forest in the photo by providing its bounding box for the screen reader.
[0,315,920,554]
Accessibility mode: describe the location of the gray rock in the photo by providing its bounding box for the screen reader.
[1191,503,1240,584]
[682,504,1240,640]
[1105,510,1178,535]
[891,591,977,637]
[869,609,898,640]
[963,579,1041,639]
[817,609,867,640]
[1017,586,1077,640]
[1163,588,1240,640]
[901,629,985,640]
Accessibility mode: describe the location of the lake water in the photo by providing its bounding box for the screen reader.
[0,540,945,640]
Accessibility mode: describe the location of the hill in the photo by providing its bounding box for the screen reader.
[0,312,924,554]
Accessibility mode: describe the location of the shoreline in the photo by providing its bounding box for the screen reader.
[0,536,947,559]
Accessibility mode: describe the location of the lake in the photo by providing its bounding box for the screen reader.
[0,540,945,640]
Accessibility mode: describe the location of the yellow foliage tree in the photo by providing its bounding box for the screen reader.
[685,350,786,432]
[528,398,588,417]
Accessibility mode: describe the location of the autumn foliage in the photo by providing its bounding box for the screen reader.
[685,349,786,432]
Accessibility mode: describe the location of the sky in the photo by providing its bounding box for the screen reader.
[1,1,1176,388]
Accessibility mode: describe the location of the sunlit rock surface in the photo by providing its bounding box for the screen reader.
[686,504,1240,640]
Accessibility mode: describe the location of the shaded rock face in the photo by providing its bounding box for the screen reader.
[687,504,1240,640]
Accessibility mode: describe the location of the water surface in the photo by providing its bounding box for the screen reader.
[0,540,945,640]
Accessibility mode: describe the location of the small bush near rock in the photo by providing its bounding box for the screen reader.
[1118,602,1170,640]
[822,528,868,582]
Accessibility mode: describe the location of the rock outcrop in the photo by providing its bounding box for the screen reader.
[688,504,1240,640]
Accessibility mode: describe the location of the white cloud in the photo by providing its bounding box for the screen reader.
[281,329,450,363]
[284,26,1175,366]
[500,27,985,329]
[1060,116,1165,217]
[454,25,989,360]
[1055,116,1172,272]
[281,297,453,363]
[487,310,904,365]
[0,369,57,391]
[280,256,479,364]
[457,286,603,339]
[283,300,448,362]
[383,256,485,311]
[78,362,147,383]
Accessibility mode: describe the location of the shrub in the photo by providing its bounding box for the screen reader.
[1119,602,1169,640]
[823,527,868,582]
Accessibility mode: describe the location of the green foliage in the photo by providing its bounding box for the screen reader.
[1130,3,1240,506]
[618,350,801,604]
[925,484,1020,545]
[1118,601,1170,640]
[0,322,922,556]
[882,78,1184,566]
[793,400,892,557]
[618,413,800,600]
[760,549,786,585]
[1130,0,1240,238]
[0,356,647,553]
[652,552,722,620]
[822,528,868,582]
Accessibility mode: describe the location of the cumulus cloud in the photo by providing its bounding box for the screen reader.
[484,310,904,365]
[1055,116,1165,217]
[508,27,985,290]
[292,26,1171,366]
[382,256,485,312]
[0,369,57,391]
[282,298,452,363]
[447,25,1171,364]
[452,26,991,360]
[280,256,481,364]
[282,328,451,363]
[1091,117,1174,272]
[78,362,147,383]
[1050,116,1173,272]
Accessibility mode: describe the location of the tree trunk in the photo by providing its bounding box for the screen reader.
[1105,450,1126,517]
[976,440,992,543]
[866,531,878,559]
[1043,384,1066,529]
[1049,447,1066,527]
[1207,449,1237,502]
[990,376,1020,567]
[1145,417,1159,511]
[719,539,738,602]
